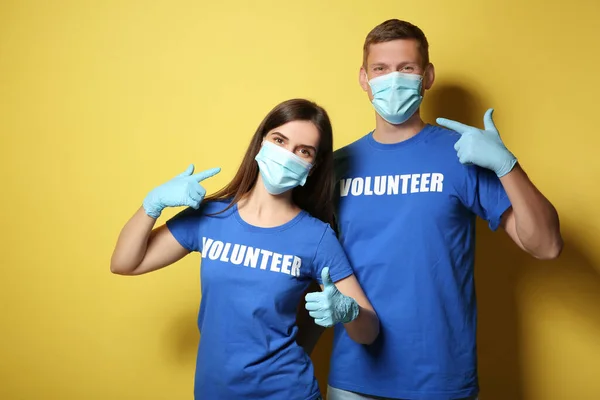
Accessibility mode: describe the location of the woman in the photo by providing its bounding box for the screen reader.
[110,99,379,400]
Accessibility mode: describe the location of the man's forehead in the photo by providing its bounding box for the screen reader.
[367,40,421,63]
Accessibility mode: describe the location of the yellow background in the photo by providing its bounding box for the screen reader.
[2,0,599,399]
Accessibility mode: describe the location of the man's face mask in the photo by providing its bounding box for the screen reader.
[368,71,423,125]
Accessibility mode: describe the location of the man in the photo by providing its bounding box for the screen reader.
[300,19,562,400]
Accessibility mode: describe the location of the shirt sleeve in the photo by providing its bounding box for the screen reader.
[460,165,512,231]
[165,206,205,252]
[311,225,354,284]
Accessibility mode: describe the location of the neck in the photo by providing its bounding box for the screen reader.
[237,175,299,227]
[372,110,426,144]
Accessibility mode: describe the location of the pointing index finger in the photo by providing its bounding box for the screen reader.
[436,118,472,134]
[191,167,221,182]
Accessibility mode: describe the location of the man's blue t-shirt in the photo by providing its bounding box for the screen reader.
[166,200,353,400]
[328,125,511,400]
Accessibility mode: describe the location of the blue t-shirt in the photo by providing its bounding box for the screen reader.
[166,200,353,400]
[328,125,512,400]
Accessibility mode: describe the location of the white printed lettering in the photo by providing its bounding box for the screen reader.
[230,244,246,265]
[270,253,282,272]
[410,174,420,193]
[340,178,352,197]
[259,250,273,270]
[281,255,293,274]
[374,176,386,195]
[400,174,410,194]
[387,175,399,195]
[431,173,444,192]
[201,237,302,277]
[420,173,431,192]
[244,247,260,268]
[220,243,231,262]
[364,176,373,195]
[338,173,445,197]
[291,256,302,277]
[201,237,214,258]
[208,241,224,260]
[350,178,364,196]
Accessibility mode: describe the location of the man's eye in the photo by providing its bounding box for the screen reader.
[403,66,415,72]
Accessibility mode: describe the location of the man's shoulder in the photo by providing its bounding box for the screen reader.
[333,132,371,163]
[425,124,462,145]
[333,132,372,180]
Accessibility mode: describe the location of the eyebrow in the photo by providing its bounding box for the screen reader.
[270,131,317,153]
[271,131,288,140]
[369,61,418,68]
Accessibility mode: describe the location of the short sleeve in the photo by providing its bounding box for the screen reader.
[311,226,354,284]
[460,165,512,231]
[165,206,204,252]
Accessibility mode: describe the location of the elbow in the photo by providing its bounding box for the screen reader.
[533,237,564,261]
[353,326,380,345]
[348,315,380,345]
[361,328,380,345]
[110,263,127,275]
[110,257,136,276]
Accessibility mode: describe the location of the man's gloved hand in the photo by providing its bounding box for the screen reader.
[436,108,517,177]
[304,267,360,327]
[142,164,221,219]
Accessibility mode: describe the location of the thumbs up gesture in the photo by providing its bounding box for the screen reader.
[143,164,221,219]
[436,108,517,177]
[304,267,360,327]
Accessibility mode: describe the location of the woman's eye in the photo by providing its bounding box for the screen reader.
[298,149,312,157]
[274,137,284,144]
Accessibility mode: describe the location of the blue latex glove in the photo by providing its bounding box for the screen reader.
[304,267,360,327]
[436,108,517,177]
[142,164,221,219]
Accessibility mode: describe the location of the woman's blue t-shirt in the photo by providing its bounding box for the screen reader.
[166,200,353,400]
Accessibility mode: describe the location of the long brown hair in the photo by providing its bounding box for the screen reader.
[204,98,335,227]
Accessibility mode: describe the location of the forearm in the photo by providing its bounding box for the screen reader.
[110,207,157,273]
[500,164,563,259]
[343,306,379,345]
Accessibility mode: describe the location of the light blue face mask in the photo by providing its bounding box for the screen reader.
[368,71,423,125]
[254,141,313,195]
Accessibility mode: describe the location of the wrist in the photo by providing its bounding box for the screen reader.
[495,152,518,178]
[142,195,162,219]
[341,296,360,324]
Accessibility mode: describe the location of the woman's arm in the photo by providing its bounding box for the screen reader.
[305,268,379,345]
[110,207,189,275]
[110,164,220,275]
[327,274,380,345]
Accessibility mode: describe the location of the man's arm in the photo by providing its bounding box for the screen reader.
[498,164,562,259]
[436,108,563,259]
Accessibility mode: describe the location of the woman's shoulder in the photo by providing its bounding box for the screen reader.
[202,198,235,216]
[169,198,234,223]
[296,211,336,237]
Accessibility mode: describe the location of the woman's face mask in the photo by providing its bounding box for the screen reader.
[254,141,313,195]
